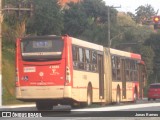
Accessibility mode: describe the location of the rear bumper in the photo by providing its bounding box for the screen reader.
[16,86,72,100]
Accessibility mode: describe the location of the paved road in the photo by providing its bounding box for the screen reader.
[0,98,160,119]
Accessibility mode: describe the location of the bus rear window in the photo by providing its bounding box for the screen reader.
[21,39,64,61]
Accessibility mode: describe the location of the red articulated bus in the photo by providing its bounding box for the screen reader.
[15,35,146,110]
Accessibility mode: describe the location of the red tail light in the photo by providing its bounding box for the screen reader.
[65,66,71,85]
[15,68,19,87]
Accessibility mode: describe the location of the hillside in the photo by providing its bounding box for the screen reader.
[2,41,20,105]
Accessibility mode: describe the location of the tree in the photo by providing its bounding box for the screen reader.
[135,4,157,24]
[144,33,160,83]
[112,12,151,49]
[139,45,154,78]
[2,0,31,42]
[63,0,117,46]
[63,2,88,37]
[81,0,113,24]
[26,0,63,35]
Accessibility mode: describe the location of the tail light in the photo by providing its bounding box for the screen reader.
[15,68,19,87]
[65,66,71,85]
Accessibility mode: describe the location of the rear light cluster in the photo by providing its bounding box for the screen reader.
[15,68,19,86]
[65,66,71,85]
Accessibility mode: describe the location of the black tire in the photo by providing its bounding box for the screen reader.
[36,101,53,111]
[148,98,150,101]
[116,89,121,104]
[153,98,156,101]
[133,92,138,103]
[87,85,92,106]
[79,85,93,108]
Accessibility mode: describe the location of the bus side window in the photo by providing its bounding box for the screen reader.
[91,51,97,72]
[85,49,90,63]
[112,69,117,80]
[85,49,91,71]
[117,57,120,69]
[92,51,97,64]
[72,46,78,61]
[117,57,121,81]
[134,62,138,81]
[78,47,85,70]
[112,56,116,68]
[79,48,83,62]
[72,46,78,69]
[125,59,130,81]
[112,55,116,80]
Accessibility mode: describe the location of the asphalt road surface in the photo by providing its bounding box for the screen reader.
[0,98,160,119]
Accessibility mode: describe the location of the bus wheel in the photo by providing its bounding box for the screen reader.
[116,89,121,104]
[36,101,53,111]
[133,91,137,103]
[87,85,92,106]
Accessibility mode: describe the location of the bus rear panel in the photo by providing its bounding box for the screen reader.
[16,36,72,102]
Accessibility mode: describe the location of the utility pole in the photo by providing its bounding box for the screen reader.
[107,6,110,47]
[108,5,121,48]
[0,1,33,107]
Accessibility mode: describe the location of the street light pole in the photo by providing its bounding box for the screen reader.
[107,6,111,47]
[107,5,121,48]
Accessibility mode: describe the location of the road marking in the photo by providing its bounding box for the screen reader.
[72,103,160,111]
[0,104,35,109]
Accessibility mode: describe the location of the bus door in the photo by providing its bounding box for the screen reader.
[98,54,104,99]
[121,59,126,99]
[138,64,145,99]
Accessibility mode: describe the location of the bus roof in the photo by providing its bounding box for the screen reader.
[71,37,103,51]
[19,35,141,60]
[70,37,141,60]
[110,48,141,60]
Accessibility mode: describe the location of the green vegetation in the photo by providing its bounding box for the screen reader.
[2,0,160,104]
[2,41,17,104]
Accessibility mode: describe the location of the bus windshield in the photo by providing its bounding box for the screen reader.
[21,38,64,61]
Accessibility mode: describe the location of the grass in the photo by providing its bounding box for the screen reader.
[2,41,28,105]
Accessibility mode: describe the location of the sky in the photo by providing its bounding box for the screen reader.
[103,0,160,14]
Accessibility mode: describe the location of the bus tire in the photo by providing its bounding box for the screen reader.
[36,101,53,111]
[87,85,92,106]
[133,90,138,103]
[79,84,92,108]
[116,88,121,104]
